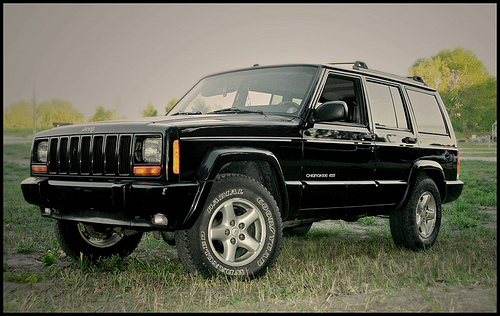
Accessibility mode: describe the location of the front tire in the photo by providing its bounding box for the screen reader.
[175,173,283,279]
[390,174,442,250]
[55,220,143,262]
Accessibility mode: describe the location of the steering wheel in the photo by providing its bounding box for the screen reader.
[275,101,300,114]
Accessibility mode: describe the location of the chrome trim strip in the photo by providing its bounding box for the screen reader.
[182,136,301,142]
[300,203,396,211]
[304,139,373,145]
[303,181,376,186]
[48,180,115,188]
[375,180,407,185]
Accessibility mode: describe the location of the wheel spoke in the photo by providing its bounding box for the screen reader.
[222,240,237,262]
[419,221,429,236]
[426,209,436,220]
[420,194,431,209]
[220,201,237,225]
[239,235,261,253]
[210,225,229,241]
[238,208,260,227]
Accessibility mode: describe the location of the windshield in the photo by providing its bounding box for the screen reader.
[168,66,318,116]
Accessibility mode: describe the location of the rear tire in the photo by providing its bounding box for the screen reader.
[390,174,442,250]
[175,173,283,279]
[55,220,143,262]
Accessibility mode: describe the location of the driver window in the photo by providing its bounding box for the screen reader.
[317,74,364,124]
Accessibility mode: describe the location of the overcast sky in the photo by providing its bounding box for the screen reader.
[3,3,497,119]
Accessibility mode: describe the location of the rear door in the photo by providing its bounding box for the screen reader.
[365,79,420,206]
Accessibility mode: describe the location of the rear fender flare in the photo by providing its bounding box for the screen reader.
[396,160,446,210]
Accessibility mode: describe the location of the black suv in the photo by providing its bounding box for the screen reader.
[22,61,463,279]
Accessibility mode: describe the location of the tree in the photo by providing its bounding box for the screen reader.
[410,47,489,92]
[87,106,122,122]
[36,99,85,128]
[3,100,33,128]
[409,57,451,91]
[441,77,497,132]
[409,47,496,133]
[165,98,178,114]
[142,103,158,117]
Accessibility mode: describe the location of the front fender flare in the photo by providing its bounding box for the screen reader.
[182,147,289,228]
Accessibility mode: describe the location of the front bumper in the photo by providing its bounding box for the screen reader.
[21,177,200,230]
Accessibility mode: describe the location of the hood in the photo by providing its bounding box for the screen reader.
[34,113,301,138]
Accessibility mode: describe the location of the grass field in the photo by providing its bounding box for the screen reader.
[3,136,497,312]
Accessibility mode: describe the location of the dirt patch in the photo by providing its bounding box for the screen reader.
[483,206,497,230]
[3,251,72,274]
[322,285,497,312]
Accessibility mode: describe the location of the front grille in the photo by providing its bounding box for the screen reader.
[47,134,133,176]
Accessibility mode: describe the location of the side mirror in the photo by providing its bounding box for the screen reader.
[314,101,348,122]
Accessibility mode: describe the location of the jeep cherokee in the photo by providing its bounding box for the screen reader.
[21,61,463,279]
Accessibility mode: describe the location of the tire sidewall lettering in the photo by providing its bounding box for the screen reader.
[256,197,275,267]
[206,188,244,214]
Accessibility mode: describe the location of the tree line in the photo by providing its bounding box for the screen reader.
[4,47,496,133]
[3,98,179,130]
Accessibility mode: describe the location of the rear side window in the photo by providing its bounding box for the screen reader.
[366,81,408,130]
[406,90,448,135]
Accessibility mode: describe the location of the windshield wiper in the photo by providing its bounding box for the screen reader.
[171,111,203,116]
[208,108,266,116]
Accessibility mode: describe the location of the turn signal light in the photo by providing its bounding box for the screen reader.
[173,140,180,174]
[133,166,161,176]
[32,165,48,173]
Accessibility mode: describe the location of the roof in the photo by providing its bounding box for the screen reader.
[204,61,434,91]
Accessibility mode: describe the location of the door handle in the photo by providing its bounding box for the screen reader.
[362,134,374,141]
[402,137,418,144]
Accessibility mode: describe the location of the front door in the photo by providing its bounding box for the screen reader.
[300,72,376,214]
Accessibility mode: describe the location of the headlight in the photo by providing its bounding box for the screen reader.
[35,140,48,163]
[134,136,162,164]
[143,138,162,163]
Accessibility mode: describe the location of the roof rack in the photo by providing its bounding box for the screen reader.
[328,61,369,70]
[328,61,428,86]
[408,75,427,86]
